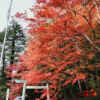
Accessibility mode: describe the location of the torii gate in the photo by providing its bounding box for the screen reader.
[6,80,50,100]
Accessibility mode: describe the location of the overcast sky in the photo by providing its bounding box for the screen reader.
[0,0,35,32]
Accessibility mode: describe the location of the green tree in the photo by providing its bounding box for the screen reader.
[0,20,26,98]
[0,20,26,70]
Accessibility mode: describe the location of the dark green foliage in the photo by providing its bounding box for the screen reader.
[0,20,26,67]
[0,73,7,99]
[0,20,26,99]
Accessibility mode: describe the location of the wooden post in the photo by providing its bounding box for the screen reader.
[22,81,26,100]
[6,88,10,100]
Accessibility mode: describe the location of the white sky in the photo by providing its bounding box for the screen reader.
[0,0,35,32]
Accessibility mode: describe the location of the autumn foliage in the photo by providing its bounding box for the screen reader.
[6,0,100,99]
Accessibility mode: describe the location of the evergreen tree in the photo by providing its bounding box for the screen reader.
[0,20,26,70]
[0,20,26,99]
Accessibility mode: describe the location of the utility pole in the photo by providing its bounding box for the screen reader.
[0,0,13,74]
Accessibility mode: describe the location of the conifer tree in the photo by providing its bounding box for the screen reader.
[0,20,26,99]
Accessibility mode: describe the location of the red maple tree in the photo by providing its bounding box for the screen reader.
[6,0,100,99]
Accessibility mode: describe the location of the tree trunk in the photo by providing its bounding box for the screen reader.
[10,38,15,64]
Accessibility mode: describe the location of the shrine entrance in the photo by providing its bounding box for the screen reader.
[6,80,50,100]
